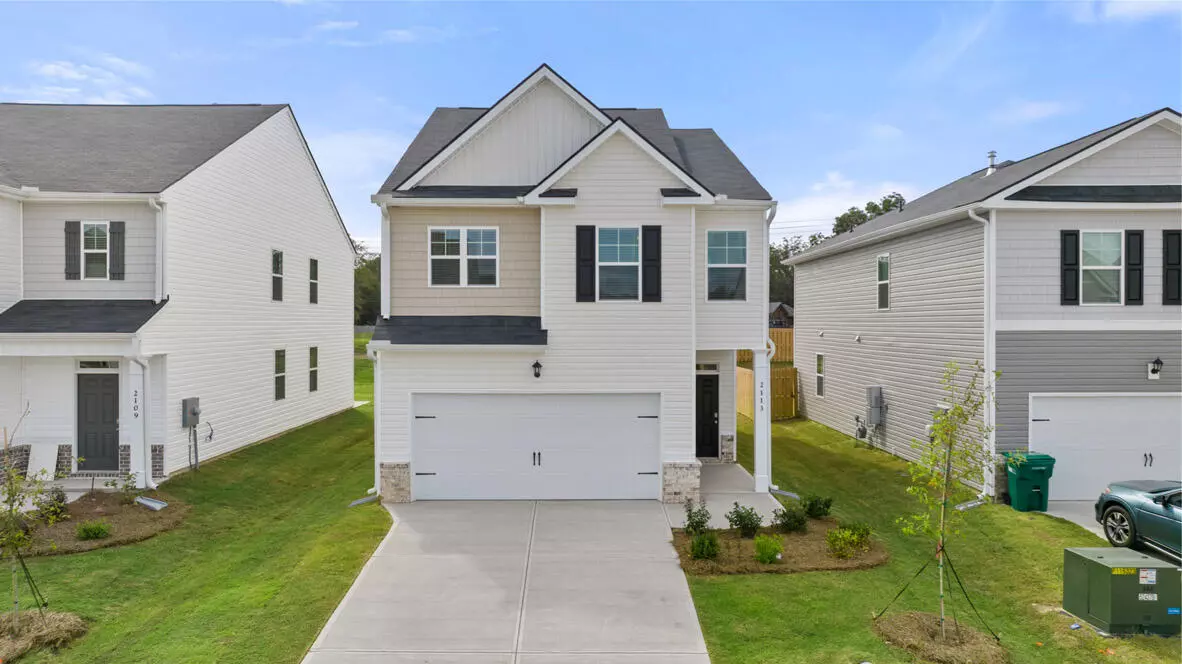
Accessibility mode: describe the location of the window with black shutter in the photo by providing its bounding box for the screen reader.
[1125,230,1143,305]
[575,225,595,302]
[641,225,661,302]
[1165,230,1182,305]
[1060,230,1079,305]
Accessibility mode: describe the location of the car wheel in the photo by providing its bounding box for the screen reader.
[1103,505,1136,548]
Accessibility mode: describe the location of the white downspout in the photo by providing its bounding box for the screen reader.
[967,207,995,497]
[148,197,166,302]
[130,356,157,490]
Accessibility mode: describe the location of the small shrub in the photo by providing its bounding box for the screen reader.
[725,502,763,538]
[104,472,139,505]
[683,500,711,536]
[690,532,720,560]
[772,504,808,533]
[75,520,111,541]
[802,493,834,519]
[753,534,784,564]
[827,522,872,559]
[35,486,70,523]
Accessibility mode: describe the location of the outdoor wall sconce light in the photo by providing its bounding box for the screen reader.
[532,360,543,378]
[1148,357,1164,380]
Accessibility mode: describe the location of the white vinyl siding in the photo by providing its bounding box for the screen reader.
[794,218,985,461]
[22,201,155,299]
[389,207,539,316]
[138,108,354,474]
[995,210,1181,321]
[695,208,766,351]
[0,198,20,312]
[420,78,604,186]
[1041,123,1181,186]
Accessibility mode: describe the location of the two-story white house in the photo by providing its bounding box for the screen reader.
[790,107,1181,502]
[368,65,776,503]
[0,103,355,488]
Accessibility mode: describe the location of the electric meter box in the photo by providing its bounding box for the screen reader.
[1063,547,1181,636]
[181,397,201,428]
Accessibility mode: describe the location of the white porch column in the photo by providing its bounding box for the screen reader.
[126,358,148,488]
[753,346,771,492]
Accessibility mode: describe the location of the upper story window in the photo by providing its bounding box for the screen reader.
[83,222,109,280]
[598,227,640,300]
[706,231,747,301]
[430,228,498,286]
[272,250,284,301]
[1080,231,1123,305]
[876,254,890,310]
[309,258,319,304]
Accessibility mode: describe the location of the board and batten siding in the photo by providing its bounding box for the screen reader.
[695,208,767,351]
[0,198,20,312]
[388,207,540,316]
[22,201,155,299]
[995,330,1182,452]
[140,108,354,474]
[996,210,1182,321]
[420,79,603,187]
[794,218,985,460]
[379,132,698,464]
[1040,123,1181,186]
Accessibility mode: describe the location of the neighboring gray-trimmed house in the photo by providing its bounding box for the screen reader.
[368,65,777,503]
[0,103,355,487]
[789,107,1181,501]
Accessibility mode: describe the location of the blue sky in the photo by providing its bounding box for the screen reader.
[1,1,1179,247]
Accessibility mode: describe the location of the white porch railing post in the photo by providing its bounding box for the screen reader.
[753,344,772,493]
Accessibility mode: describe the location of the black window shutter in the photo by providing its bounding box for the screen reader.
[64,221,81,280]
[1125,230,1142,305]
[1060,230,1079,305]
[641,225,661,302]
[109,221,126,281]
[576,225,595,302]
[1165,229,1182,305]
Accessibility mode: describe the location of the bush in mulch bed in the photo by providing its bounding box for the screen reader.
[874,611,1007,664]
[28,490,189,556]
[673,517,889,575]
[0,611,88,662]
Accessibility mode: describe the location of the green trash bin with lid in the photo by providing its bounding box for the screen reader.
[1005,452,1056,512]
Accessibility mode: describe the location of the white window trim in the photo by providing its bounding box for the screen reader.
[705,229,749,302]
[82,221,110,281]
[274,349,286,401]
[309,257,319,303]
[428,226,500,288]
[309,346,319,393]
[815,353,825,398]
[272,249,284,302]
[596,226,642,302]
[876,253,891,311]
[76,359,120,374]
[1079,229,1124,307]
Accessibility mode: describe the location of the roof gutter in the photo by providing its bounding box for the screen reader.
[787,203,976,266]
[0,186,158,203]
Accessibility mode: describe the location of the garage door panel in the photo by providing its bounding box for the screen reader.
[1030,394,1182,501]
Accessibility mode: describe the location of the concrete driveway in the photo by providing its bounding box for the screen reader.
[304,500,709,664]
[1047,500,1105,538]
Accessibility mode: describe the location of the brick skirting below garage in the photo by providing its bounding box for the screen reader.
[379,462,412,503]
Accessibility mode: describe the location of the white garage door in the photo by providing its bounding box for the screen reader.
[1029,394,1182,501]
[411,393,661,500]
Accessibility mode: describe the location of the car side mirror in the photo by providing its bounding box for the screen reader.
[1152,494,1169,505]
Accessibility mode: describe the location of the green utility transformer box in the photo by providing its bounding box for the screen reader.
[1063,548,1181,636]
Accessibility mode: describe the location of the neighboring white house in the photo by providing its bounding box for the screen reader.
[368,65,776,503]
[789,107,1182,501]
[0,103,355,487]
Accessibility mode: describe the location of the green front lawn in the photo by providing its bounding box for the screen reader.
[24,356,388,663]
[691,417,1179,664]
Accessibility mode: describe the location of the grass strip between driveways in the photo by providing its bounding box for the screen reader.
[22,355,388,664]
[688,416,1180,664]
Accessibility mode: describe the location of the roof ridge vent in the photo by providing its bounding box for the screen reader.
[985,150,997,176]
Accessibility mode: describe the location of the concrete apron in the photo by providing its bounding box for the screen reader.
[665,463,783,530]
[304,500,710,664]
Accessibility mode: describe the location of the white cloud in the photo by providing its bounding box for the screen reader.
[866,122,904,141]
[307,130,410,242]
[770,171,919,243]
[7,54,153,105]
[93,53,153,78]
[314,20,359,32]
[1063,0,1182,23]
[902,5,1000,82]
[989,99,1071,125]
[382,26,460,44]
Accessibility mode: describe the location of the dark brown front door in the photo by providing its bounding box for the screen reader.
[696,375,719,458]
[77,374,119,471]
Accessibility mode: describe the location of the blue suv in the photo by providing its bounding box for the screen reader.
[1096,480,1181,560]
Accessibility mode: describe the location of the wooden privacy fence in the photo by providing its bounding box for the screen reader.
[736,365,798,421]
[737,328,794,364]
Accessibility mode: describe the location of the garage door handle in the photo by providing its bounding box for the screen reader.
[1031,418,1050,422]
[414,415,436,419]
[415,472,436,476]
[1149,453,1154,467]
[637,415,659,419]
[637,471,658,475]
[1144,453,1149,467]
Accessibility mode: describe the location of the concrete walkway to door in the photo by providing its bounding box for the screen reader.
[304,500,709,664]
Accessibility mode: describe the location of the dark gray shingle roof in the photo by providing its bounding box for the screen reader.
[377,107,769,200]
[802,107,1179,256]
[0,299,167,333]
[373,316,547,345]
[0,104,286,193]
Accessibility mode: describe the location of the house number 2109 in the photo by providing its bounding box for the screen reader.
[132,389,140,419]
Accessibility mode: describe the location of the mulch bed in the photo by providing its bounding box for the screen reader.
[29,491,189,557]
[673,518,889,575]
[0,610,87,662]
[874,611,1007,664]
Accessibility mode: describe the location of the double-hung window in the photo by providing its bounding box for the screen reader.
[272,250,284,301]
[309,347,319,392]
[429,228,498,286]
[706,231,747,300]
[815,354,825,397]
[82,222,109,280]
[274,350,286,401]
[597,227,640,300]
[309,258,319,304]
[876,254,890,310]
[1080,231,1123,305]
